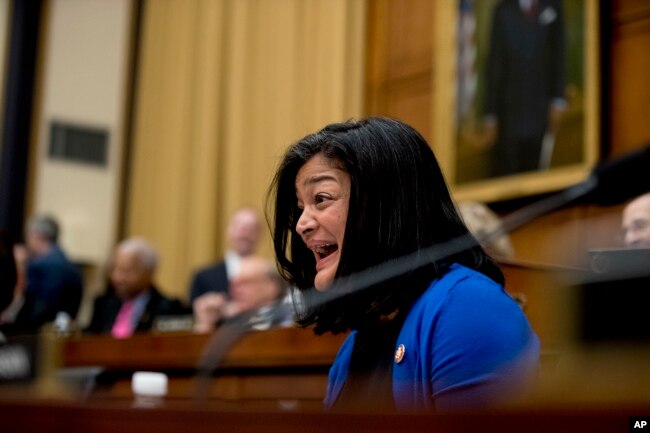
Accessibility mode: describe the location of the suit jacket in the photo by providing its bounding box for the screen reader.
[485,0,565,142]
[85,285,184,335]
[325,264,539,412]
[188,261,230,303]
[14,246,83,333]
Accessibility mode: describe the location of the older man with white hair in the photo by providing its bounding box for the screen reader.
[86,237,183,338]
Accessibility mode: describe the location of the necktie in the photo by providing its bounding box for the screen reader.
[112,300,135,339]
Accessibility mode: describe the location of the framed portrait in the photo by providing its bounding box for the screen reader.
[433,0,599,202]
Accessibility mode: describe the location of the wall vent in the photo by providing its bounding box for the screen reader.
[48,121,108,167]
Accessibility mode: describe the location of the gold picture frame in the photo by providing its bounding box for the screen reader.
[433,0,599,202]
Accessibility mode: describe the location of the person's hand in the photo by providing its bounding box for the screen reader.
[192,292,227,333]
[222,300,246,319]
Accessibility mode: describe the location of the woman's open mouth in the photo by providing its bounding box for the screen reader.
[312,243,338,266]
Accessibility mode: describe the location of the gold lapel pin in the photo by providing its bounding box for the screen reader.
[394,344,406,364]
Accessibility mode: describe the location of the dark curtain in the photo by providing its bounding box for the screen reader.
[0,0,44,241]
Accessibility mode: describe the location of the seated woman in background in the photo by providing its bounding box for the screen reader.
[269,117,539,412]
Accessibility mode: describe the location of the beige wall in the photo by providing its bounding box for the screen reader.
[31,0,131,265]
[127,0,367,299]
[29,0,133,319]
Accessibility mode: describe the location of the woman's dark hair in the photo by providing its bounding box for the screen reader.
[268,117,503,334]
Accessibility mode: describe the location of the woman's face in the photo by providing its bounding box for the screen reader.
[295,154,350,291]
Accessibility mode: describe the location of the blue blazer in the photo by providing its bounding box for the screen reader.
[325,264,540,411]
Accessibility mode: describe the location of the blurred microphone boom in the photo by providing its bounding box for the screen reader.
[586,145,650,205]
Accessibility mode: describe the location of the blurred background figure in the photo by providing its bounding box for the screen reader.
[621,192,650,248]
[482,0,566,176]
[0,230,17,320]
[458,201,515,259]
[86,237,183,338]
[0,244,27,326]
[193,255,290,333]
[9,215,83,334]
[188,207,262,304]
[0,230,16,343]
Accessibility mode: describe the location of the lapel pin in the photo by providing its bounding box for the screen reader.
[394,344,406,364]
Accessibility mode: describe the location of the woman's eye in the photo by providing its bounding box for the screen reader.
[315,194,329,204]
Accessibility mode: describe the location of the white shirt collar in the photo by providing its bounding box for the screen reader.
[224,251,241,280]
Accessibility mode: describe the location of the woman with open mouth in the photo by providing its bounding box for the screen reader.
[268,117,539,412]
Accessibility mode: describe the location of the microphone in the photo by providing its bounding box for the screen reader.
[194,308,257,402]
[583,145,650,205]
[493,144,650,239]
[194,300,293,402]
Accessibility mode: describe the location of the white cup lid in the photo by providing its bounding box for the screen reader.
[132,371,168,397]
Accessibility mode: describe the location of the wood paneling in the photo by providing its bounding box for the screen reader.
[382,72,432,143]
[384,0,433,80]
[62,328,345,371]
[610,0,650,156]
[612,0,650,22]
[365,0,433,142]
[501,261,580,348]
[60,328,346,403]
[0,398,646,433]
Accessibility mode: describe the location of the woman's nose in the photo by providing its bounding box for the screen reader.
[296,209,317,236]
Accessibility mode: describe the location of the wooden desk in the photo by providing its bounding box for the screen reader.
[0,397,646,433]
[62,327,345,370]
[57,263,573,405]
[58,327,346,407]
[500,259,582,349]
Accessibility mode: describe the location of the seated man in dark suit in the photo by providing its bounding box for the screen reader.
[193,255,291,333]
[189,207,262,306]
[12,215,83,333]
[86,237,183,338]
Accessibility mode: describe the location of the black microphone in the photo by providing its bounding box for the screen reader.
[194,301,293,402]
[492,145,650,239]
[583,145,650,205]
